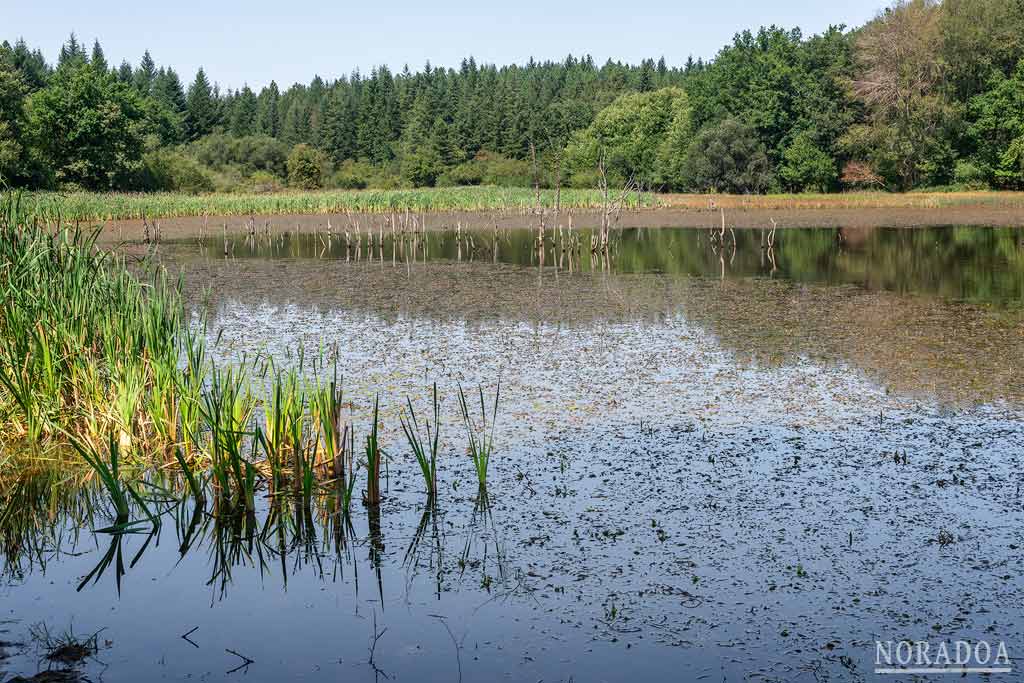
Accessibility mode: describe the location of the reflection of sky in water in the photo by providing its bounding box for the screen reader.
[206,302,906,440]
[4,227,1024,682]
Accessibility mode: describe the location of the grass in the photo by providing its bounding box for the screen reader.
[18,186,656,222]
[14,187,1024,223]
[69,433,157,531]
[658,190,1024,210]
[363,395,383,506]
[457,382,500,494]
[0,192,185,453]
[0,190,508,532]
[400,383,441,498]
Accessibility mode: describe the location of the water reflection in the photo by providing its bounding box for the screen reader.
[171,224,1024,305]
[4,224,1023,681]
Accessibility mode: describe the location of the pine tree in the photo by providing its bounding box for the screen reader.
[153,67,187,117]
[281,99,311,145]
[90,40,108,73]
[117,60,133,84]
[6,39,50,91]
[257,81,280,137]
[638,59,655,92]
[230,85,258,136]
[321,88,355,162]
[185,67,216,140]
[135,50,156,95]
[57,33,86,69]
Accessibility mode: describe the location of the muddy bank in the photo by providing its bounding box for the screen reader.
[101,205,1024,243]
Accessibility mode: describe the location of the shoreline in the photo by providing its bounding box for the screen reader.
[101,205,1024,243]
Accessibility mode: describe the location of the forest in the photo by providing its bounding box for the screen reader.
[1,0,1023,195]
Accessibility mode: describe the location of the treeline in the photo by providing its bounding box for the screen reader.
[2,0,1023,194]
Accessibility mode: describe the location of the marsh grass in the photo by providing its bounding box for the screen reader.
[1,190,512,535]
[0,192,185,455]
[69,434,158,532]
[201,367,257,509]
[363,395,383,506]
[400,383,441,498]
[20,187,655,222]
[457,382,500,494]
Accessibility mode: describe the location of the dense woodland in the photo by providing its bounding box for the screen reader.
[2,0,1024,194]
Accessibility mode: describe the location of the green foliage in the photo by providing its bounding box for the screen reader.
[941,0,1024,99]
[679,118,774,193]
[27,62,147,190]
[438,152,534,187]
[566,87,690,186]
[189,132,288,177]
[138,148,214,193]
[286,143,328,189]
[780,132,837,192]
[185,68,217,141]
[685,26,857,168]
[4,10,1024,196]
[967,61,1024,187]
[0,61,28,184]
[953,159,989,189]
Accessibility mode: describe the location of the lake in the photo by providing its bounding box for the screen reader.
[3,223,1023,682]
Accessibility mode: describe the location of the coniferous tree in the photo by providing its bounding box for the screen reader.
[116,60,133,84]
[256,81,280,137]
[134,50,156,95]
[1,39,50,91]
[321,87,356,163]
[230,85,258,137]
[90,40,108,73]
[57,34,87,69]
[185,67,216,140]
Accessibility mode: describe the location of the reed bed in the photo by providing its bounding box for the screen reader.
[0,191,502,527]
[658,190,1024,210]
[17,188,1024,224]
[19,187,656,222]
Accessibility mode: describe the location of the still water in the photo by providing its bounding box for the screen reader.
[3,225,1023,682]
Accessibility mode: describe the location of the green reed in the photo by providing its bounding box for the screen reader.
[363,395,383,506]
[0,191,185,454]
[200,366,257,509]
[69,433,157,531]
[1,189,519,529]
[400,383,441,498]
[457,382,501,493]
[17,186,657,222]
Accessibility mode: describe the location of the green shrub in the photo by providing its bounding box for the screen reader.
[953,160,990,189]
[779,133,838,192]
[438,152,534,187]
[286,144,329,190]
[138,148,214,193]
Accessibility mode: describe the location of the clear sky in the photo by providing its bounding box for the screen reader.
[4,0,885,91]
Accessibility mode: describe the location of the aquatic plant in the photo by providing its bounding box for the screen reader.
[0,191,186,455]
[363,395,383,506]
[200,366,257,510]
[69,434,157,531]
[17,187,656,222]
[457,382,501,493]
[400,383,441,498]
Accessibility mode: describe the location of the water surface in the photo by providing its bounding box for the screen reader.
[3,224,1023,682]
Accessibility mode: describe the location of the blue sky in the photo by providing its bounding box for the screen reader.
[5,0,884,90]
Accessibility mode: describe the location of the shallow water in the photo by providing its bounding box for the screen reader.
[3,225,1024,682]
